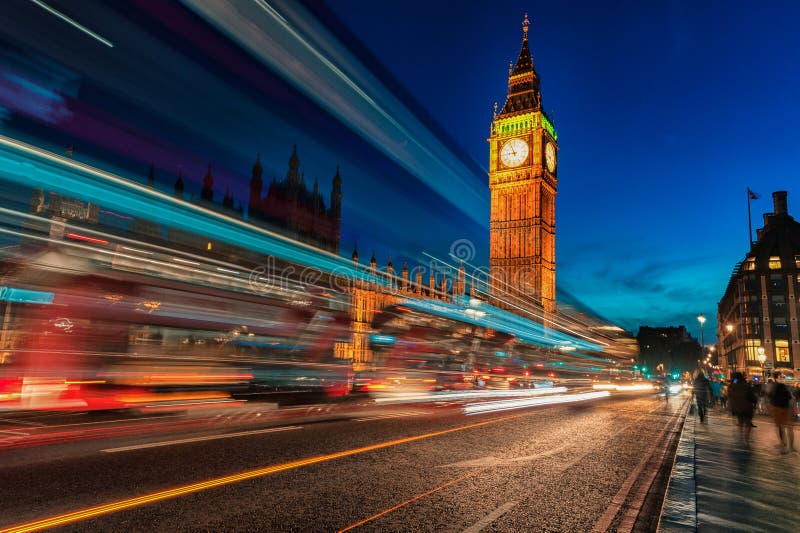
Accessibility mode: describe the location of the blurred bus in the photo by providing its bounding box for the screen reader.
[0,247,352,412]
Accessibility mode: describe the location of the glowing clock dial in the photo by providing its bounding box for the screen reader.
[545,142,556,172]
[499,138,529,168]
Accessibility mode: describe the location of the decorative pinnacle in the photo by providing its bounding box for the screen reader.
[522,13,530,38]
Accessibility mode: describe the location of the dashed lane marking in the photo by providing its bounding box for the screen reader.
[461,501,518,533]
[100,426,303,453]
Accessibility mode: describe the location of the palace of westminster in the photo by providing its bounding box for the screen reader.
[27,17,571,369]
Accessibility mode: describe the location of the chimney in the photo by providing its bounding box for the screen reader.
[772,190,788,216]
[763,213,773,226]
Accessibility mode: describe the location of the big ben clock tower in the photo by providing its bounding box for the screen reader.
[488,14,558,313]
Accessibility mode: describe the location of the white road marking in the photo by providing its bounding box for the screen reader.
[17,413,186,431]
[440,443,572,468]
[101,425,302,453]
[462,501,518,533]
[0,417,45,426]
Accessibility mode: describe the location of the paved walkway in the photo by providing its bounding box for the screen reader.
[659,404,800,532]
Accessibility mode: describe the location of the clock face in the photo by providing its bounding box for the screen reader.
[500,138,529,168]
[545,142,556,172]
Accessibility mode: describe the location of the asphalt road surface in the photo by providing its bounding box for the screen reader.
[0,392,689,532]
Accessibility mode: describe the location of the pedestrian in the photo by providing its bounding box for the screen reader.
[720,381,728,409]
[728,372,757,447]
[693,370,713,423]
[753,380,765,414]
[763,377,775,415]
[710,378,722,407]
[768,372,796,454]
[794,384,800,420]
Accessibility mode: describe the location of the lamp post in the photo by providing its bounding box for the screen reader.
[725,323,735,374]
[697,314,706,362]
[757,347,766,378]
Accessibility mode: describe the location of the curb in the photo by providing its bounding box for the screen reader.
[656,403,696,532]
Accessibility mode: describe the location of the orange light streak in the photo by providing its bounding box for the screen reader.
[337,466,489,532]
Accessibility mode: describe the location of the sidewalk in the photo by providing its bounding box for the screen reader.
[659,405,800,532]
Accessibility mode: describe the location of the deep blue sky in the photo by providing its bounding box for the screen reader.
[1,0,799,341]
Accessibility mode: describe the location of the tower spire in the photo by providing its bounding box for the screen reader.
[499,13,540,116]
[201,163,214,202]
[174,168,184,199]
[249,152,264,220]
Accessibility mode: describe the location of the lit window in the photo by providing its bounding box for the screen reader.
[743,259,756,271]
[745,339,761,361]
[795,255,800,268]
[775,340,790,362]
[769,256,782,269]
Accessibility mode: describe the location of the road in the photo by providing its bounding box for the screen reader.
[0,392,688,532]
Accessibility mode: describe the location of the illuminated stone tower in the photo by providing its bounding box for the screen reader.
[488,14,558,313]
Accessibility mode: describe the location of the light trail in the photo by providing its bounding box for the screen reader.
[0,414,522,532]
[400,296,605,352]
[337,466,491,533]
[183,0,488,225]
[0,135,384,288]
[462,390,611,415]
[372,387,567,405]
[29,0,114,48]
[429,251,614,349]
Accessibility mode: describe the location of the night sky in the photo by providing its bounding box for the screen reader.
[1,0,800,340]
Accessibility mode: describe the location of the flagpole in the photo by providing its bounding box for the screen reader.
[747,188,753,249]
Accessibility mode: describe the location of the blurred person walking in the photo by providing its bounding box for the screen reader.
[768,372,796,454]
[793,384,800,420]
[763,378,775,415]
[694,370,713,423]
[728,372,757,447]
[710,378,722,407]
[754,380,765,415]
[720,380,728,409]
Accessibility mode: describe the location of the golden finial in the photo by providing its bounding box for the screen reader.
[523,13,530,38]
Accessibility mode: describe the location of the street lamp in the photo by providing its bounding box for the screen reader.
[725,323,735,375]
[757,347,766,377]
[697,314,706,360]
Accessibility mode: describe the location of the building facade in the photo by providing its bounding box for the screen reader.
[248,147,342,254]
[27,147,342,260]
[488,14,558,313]
[717,191,800,378]
[637,326,700,375]
[333,250,467,370]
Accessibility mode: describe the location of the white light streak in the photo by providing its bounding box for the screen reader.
[373,387,567,405]
[30,0,114,48]
[462,391,610,415]
[183,0,488,225]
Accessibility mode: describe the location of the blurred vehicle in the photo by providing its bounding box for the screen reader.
[0,246,352,412]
